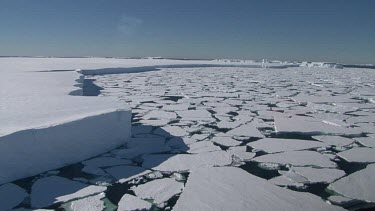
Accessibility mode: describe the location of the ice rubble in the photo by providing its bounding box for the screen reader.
[173,167,344,211]
[300,62,344,69]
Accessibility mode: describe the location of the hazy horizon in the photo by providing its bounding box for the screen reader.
[1,0,374,64]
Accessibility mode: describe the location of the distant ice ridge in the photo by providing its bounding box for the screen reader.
[300,61,344,69]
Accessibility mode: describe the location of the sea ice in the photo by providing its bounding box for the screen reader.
[117,194,152,211]
[290,167,345,184]
[274,116,362,135]
[337,147,375,163]
[153,126,188,137]
[68,193,105,211]
[252,151,337,168]
[247,138,327,153]
[31,176,106,208]
[82,157,132,168]
[0,183,28,210]
[104,165,151,183]
[173,167,344,211]
[142,151,232,172]
[212,136,241,147]
[187,141,222,153]
[142,110,177,120]
[328,164,375,202]
[312,135,355,147]
[354,137,375,148]
[162,104,190,111]
[132,178,184,205]
[268,176,304,187]
[176,110,214,121]
[226,123,265,138]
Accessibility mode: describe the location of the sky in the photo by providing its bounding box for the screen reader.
[0,0,374,64]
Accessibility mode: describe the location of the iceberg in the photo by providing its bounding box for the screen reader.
[0,58,132,184]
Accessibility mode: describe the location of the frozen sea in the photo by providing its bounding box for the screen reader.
[1,58,375,211]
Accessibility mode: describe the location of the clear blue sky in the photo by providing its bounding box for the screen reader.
[1,0,374,63]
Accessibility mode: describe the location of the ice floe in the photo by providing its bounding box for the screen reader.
[31,176,106,208]
[118,194,152,211]
[173,167,344,211]
[337,147,375,163]
[247,138,327,153]
[104,166,151,183]
[290,167,345,184]
[68,193,105,211]
[226,123,265,138]
[328,164,375,203]
[274,116,362,135]
[132,178,184,206]
[312,135,355,147]
[253,151,337,167]
[0,183,28,210]
[142,151,232,172]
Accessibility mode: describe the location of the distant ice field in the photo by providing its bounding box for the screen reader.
[1,57,374,210]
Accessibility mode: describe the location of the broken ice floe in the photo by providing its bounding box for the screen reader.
[142,151,232,172]
[66,193,105,211]
[247,138,328,153]
[132,178,184,206]
[104,166,151,183]
[252,151,337,168]
[289,167,346,184]
[0,183,28,210]
[274,116,362,136]
[31,176,106,208]
[337,147,375,163]
[173,167,344,211]
[117,194,152,211]
[328,164,375,203]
